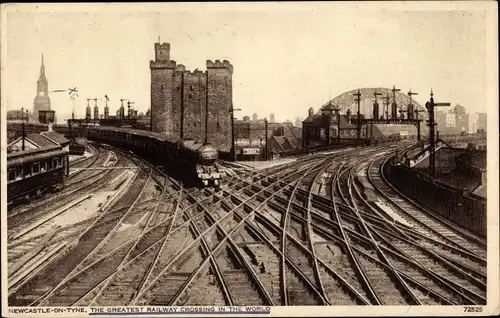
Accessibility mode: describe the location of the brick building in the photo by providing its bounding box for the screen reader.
[233,118,298,160]
[302,107,366,148]
[150,42,233,153]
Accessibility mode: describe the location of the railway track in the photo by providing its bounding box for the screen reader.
[8,142,487,306]
[219,143,487,305]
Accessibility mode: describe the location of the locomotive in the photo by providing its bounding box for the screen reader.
[86,126,221,187]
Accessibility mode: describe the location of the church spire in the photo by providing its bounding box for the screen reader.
[39,54,46,79]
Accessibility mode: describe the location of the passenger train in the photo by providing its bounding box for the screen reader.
[7,147,69,204]
[86,126,221,187]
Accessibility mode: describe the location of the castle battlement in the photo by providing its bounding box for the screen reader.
[184,69,206,76]
[206,59,233,72]
[150,60,177,69]
[176,64,186,72]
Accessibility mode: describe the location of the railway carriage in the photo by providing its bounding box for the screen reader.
[7,148,69,204]
[86,126,221,187]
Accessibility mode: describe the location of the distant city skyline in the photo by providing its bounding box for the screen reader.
[3,3,495,124]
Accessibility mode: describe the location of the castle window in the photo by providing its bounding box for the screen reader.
[217,122,220,132]
[177,87,180,92]
[194,123,197,128]
[190,85,193,91]
[188,93,192,99]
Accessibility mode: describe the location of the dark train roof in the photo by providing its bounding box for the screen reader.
[8,149,68,167]
[92,126,182,144]
[182,140,208,152]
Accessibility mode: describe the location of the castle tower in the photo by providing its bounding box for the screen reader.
[150,42,176,135]
[33,54,51,121]
[206,60,233,153]
[181,69,207,141]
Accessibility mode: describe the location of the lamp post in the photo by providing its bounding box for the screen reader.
[53,87,78,120]
[264,117,269,160]
[391,85,401,119]
[230,105,241,161]
[20,107,27,151]
[353,90,362,141]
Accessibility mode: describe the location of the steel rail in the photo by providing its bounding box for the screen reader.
[7,154,140,301]
[186,193,276,305]
[354,160,487,280]
[134,157,330,305]
[29,166,151,306]
[84,177,177,306]
[345,165,422,305]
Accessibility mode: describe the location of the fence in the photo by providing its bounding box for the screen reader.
[383,157,487,238]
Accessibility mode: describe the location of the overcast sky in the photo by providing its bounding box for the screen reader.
[3,2,496,123]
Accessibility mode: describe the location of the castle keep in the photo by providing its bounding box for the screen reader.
[150,42,233,153]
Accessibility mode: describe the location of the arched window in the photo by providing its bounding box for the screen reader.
[216,122,220,132]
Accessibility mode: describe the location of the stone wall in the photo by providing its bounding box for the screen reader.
[206,60,233,153]
[150,44,233,152]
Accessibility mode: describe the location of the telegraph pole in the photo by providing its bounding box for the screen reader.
[383,93,390,120]
[53,87,78,120]
[391,85,401,119]
[373,90,382,119]
[331,105,341,144]
[408,89,418,120]
[21,107,26,151]
[229,105,241,161]
[426,89,450,178]
[264,117,269,160]
[353,89,362,141]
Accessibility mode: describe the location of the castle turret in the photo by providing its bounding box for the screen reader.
[154,42,170,61]
[150,42,176,134]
